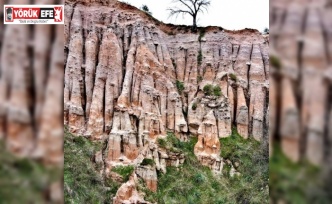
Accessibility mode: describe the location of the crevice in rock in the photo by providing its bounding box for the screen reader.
[154,44,159,61]
[214,110,220,138]
[298,8,307,159]
[102,82,106,133]
[259,44,267,80]
[323,81,332,162]
[120,135,124,154]
[319,10,331,65]
[247,44,253,137]
[232,85,238,126]
[184,49,188,72]
[274,73,282,143]
[263,86,269,140]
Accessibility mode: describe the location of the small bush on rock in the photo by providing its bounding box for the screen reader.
[141,158,155,166]
[213,86,222,96]
[176,80,185,94]
[203,84,213,95]
[229,73,237,81]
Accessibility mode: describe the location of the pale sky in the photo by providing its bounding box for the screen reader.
[119,0,269,31]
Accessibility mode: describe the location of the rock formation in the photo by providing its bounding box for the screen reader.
[113,173,151,204]
[64,0,269,202]
[0,0,64,202]
[270,0,332,166]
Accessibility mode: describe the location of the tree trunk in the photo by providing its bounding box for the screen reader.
[192,15,197,32]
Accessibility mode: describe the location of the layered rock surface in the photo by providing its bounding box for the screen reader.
[270,0,332,166]
[64,0,269,202]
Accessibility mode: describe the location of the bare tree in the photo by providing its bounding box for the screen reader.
[168,0,211,31]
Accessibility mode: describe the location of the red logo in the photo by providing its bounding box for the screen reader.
[54,6,62,22]
[4,5,64,24]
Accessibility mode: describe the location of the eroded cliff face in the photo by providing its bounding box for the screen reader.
[64,0,269,202]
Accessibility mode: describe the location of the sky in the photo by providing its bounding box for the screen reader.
[119,0,269,31]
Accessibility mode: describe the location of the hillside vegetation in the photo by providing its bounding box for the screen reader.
[64,128,269,203]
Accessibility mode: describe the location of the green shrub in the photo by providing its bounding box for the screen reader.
[176,80,185,94]
[141,158,155,166]
[270,55,281,69]
[111,166,134,182]
[157,138,167,148]
[192,102,198,110]
[203,84,213,95]
[194,173,205,184]
[229,73,237,81]
[197,50,203,66]
[203,84,222,96]
[213,86,222,96]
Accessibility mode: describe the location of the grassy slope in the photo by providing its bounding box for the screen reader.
[269,145,330,204]
[143,129,269,204]
[0,142,61,204]
[64,129,120,204]
[64,127,269,203]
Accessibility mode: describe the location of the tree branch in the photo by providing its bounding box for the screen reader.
[197,0,210,14]
[174,0,195,14]
[168,8,193,19]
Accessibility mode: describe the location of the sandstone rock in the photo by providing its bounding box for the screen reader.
[236,87,249,139]
[194,110,223,174]
[280,77,300,162]
[136,166,158,192]
[113,173,151,204]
